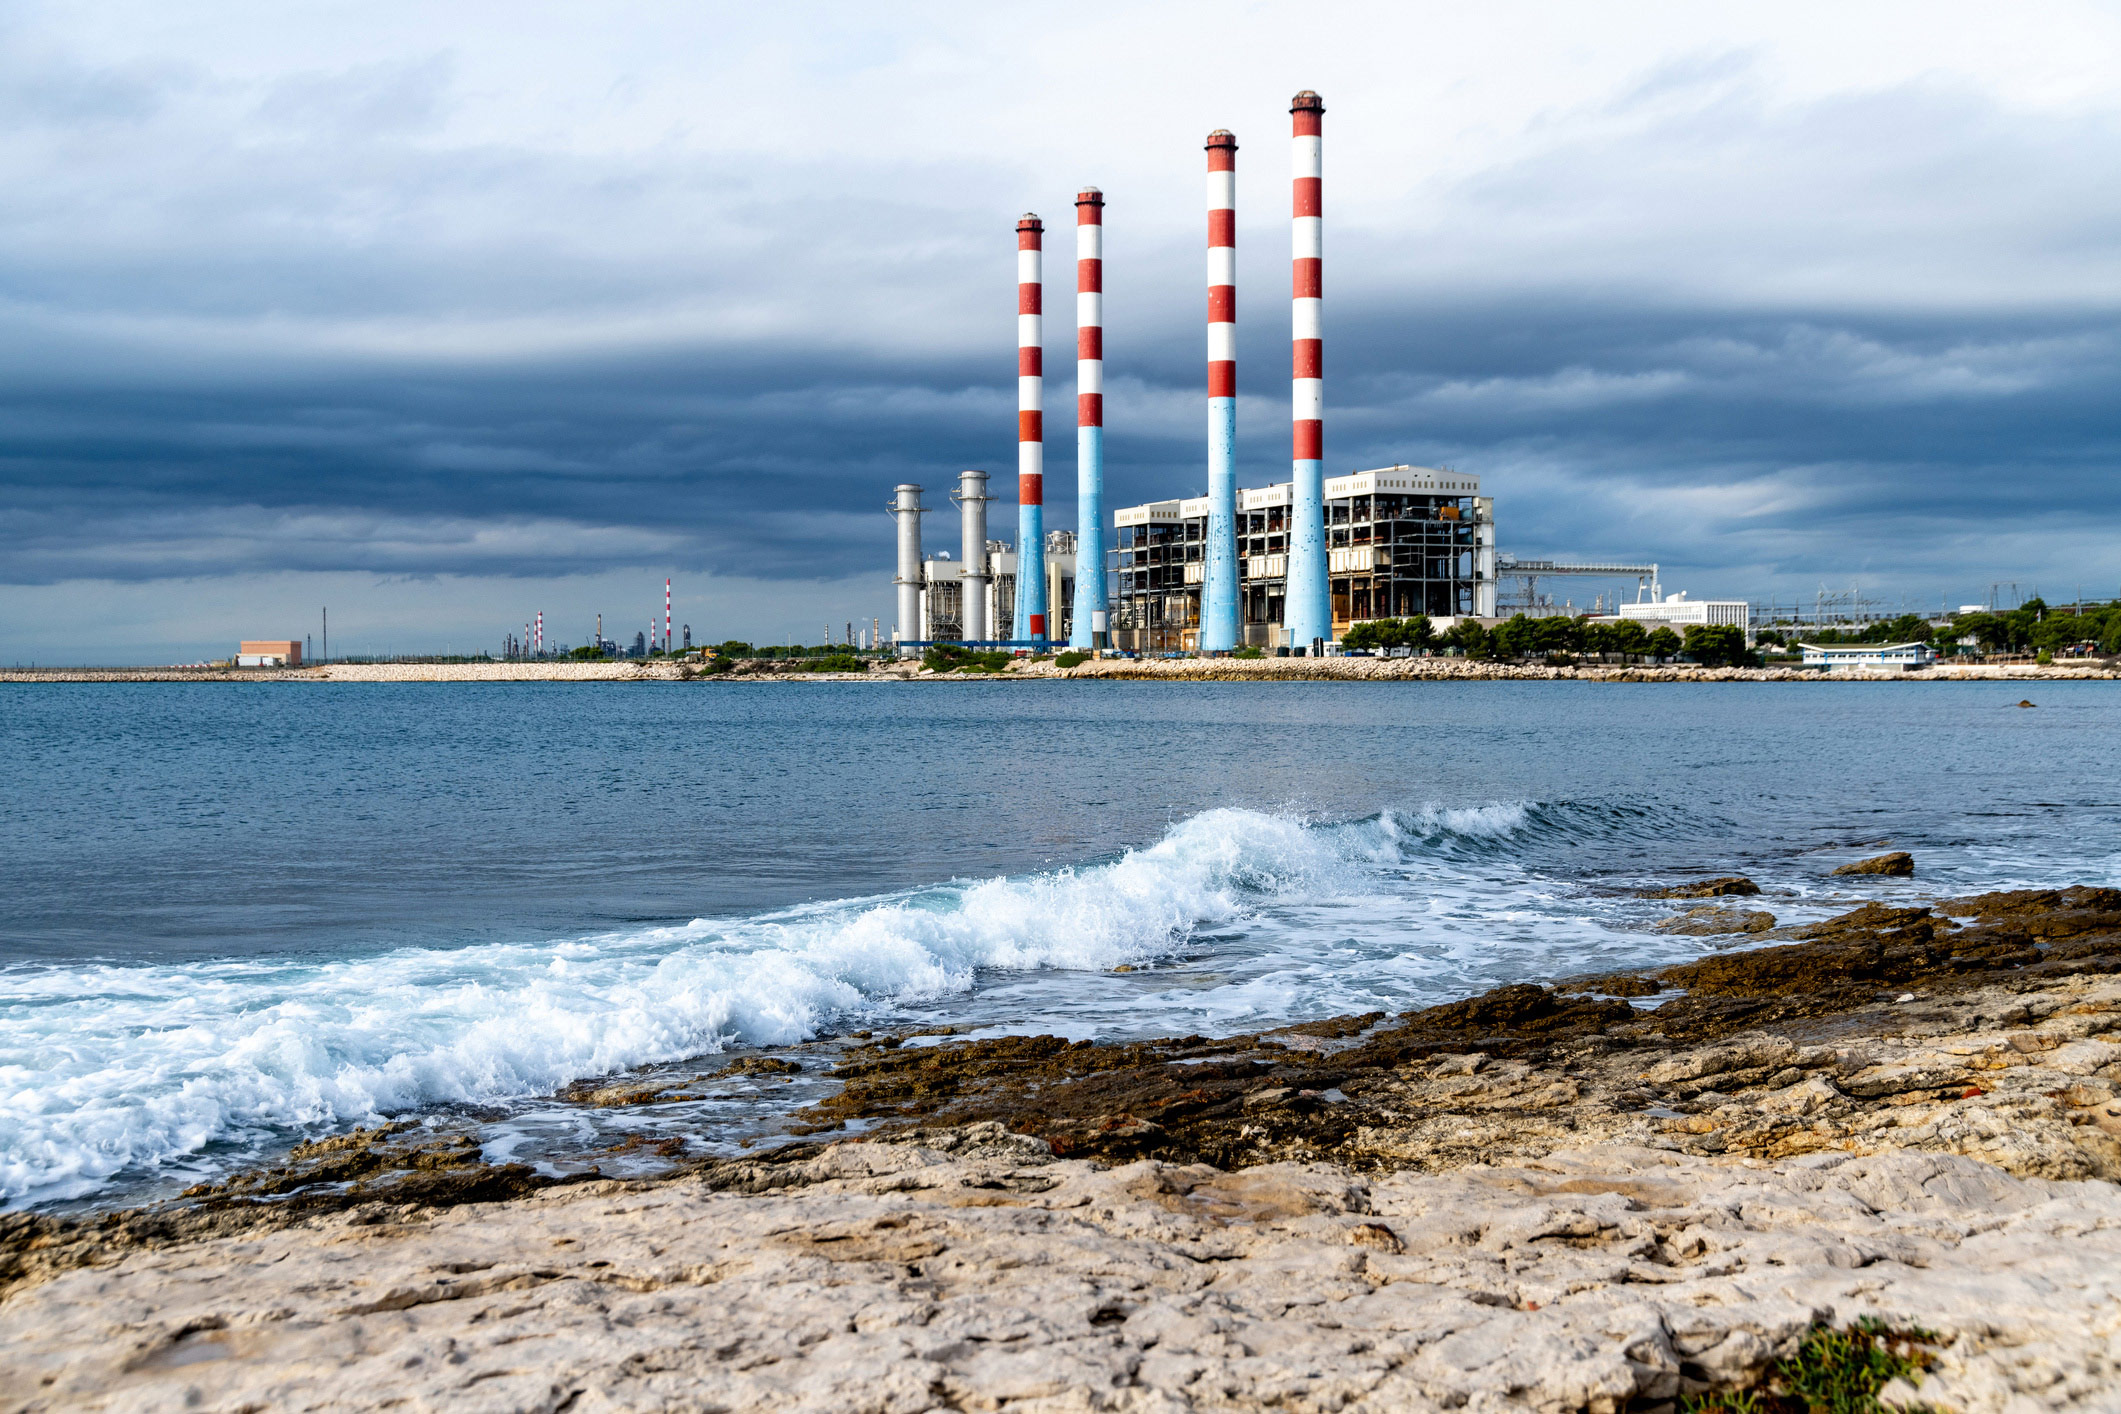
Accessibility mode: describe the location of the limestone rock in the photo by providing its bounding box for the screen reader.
[5,1141,2118,1413]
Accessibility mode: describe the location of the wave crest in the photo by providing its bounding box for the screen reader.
[0,804,1383,1204]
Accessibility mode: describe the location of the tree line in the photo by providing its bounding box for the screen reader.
[1757,600,2121,658]
[1340,615,1753,666]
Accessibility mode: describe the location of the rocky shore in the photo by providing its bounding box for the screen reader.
[6,886,2121,1411]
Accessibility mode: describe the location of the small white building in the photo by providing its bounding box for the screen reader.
[1800,641,1936,672]
[1617,593,1750,632]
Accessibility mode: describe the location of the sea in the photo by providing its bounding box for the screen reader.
[3,678,2116,1211]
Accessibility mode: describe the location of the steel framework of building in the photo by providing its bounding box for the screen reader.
[1493,554,1660,616]
[1111,468,1493,652]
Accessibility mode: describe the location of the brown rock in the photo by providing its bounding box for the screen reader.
[714,1055,804,1078]
[1346,1221,1405,1253]
[1834,851,1914,876]
[1654,906,1777,936]
[1642,876,1761,899]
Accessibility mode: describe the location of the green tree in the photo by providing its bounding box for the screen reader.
[1951,613,2011,653]
[1861,613,1932,645]
[1605,620,1649,657]
[1538,616,1586,654]
[1342,616,1435,652]
[1340,620,1384,651]
[1446,621,1495,660]
[1494,614,1539,659]
[1682,623,1752,667]
[1646,626,1681,661]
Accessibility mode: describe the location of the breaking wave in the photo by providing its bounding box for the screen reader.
[2,804,1567,1205]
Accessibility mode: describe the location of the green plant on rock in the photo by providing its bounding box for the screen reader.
[791,653,865,673]
[1231,646,1264,659]
[1684,1318,1938,1414]
[1054,651,1089,669]
[922,644,1012,674]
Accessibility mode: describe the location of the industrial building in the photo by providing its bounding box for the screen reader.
[918,532,1079,644]
[237,639,301,667]
[1801,641,1936,672]
[1613,593,1752,633]
[1108,467,1495,651]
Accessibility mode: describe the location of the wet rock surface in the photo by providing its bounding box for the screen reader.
[8,886,2121,1410]
[1641,876,1761,899]
[1653,905,1776,935]
[1834,850,1916,876]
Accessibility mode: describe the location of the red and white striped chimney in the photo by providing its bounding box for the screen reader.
[1070,185,1105,650]
[1201,128,1241,651]
[1284,89,1330,646]
[664,579,672,652]
[1208,133,1237,405]
[1015,213,1048,641]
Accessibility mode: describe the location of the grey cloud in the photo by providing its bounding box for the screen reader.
[1,21,2118,639]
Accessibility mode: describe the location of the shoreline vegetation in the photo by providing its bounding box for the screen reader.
[7,883,2121,1409]
[3,654,2117,684]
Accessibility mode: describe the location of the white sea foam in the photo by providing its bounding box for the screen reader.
[0,805,1418,1206]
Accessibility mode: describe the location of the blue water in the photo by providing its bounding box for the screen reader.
[3,679,2116,1208]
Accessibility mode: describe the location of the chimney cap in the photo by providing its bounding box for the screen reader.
[1291,90,1324,112]
[1076,185,1103,203]
[1205,129,1238,149]
[1017,212,1043,227]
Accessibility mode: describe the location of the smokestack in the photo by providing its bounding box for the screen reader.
[1013,214,1048,644]
[1285,90,1330,650]
[1069,187,1105,650]
[1201,129,1241,652]
[665,580,672,653]
[891,483,925,655]
[955,469,991,642]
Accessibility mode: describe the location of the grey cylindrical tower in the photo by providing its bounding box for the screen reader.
[955,469,991,643]
[891,483,925,655]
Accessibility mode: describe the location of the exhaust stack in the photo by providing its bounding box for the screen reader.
[955,469,991,642]
[1070,188,1106,649]
[1201,129,1241,651]
[1284,90,1330,650]
[891,483,925,655]
[1013,214,1047,643]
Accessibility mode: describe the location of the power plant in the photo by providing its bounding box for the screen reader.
[892,89,1510,656]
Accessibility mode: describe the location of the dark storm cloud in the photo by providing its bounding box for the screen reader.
[6,298,2116,595]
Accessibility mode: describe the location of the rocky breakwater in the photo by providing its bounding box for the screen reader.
[1041,656,2121,683]
[7,887,2121,1411]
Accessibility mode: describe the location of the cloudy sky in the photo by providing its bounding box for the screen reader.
[3,0,2119,659]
